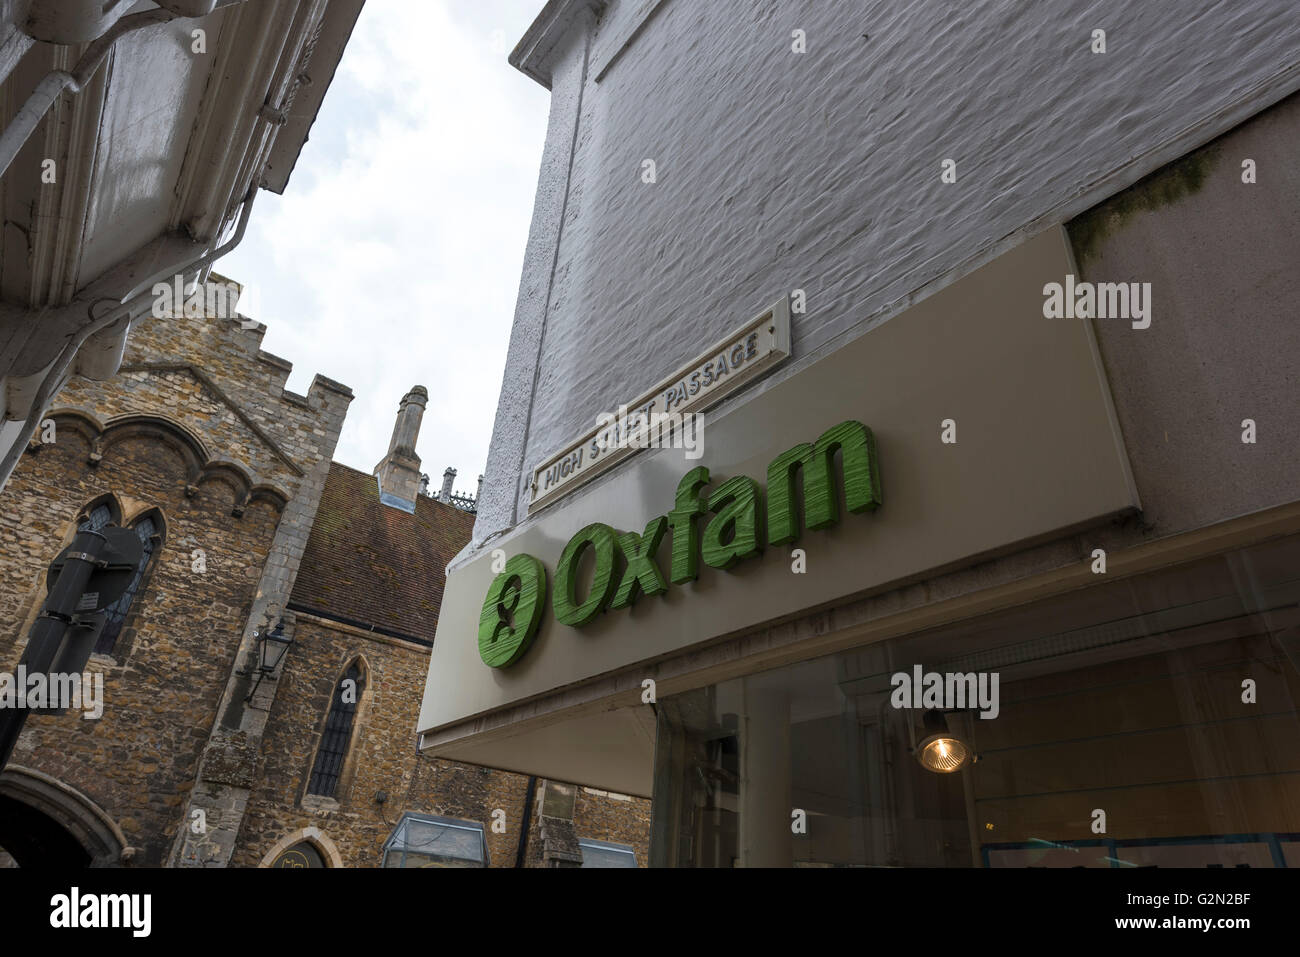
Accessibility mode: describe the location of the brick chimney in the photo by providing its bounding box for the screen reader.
[439,467,456,503]
[374,386,427,511]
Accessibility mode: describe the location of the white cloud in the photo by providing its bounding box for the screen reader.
[218,0,549,492]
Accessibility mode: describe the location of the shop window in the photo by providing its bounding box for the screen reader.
[382,814,487,868]
[307,661,365,798]
[649,534,1300,867]
[579,838,637,868]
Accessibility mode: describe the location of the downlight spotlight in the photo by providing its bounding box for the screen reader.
[915,709,973,773]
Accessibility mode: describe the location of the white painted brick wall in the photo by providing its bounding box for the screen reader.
[472,0,1300,546]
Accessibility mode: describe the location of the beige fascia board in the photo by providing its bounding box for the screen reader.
[419,499,1300,756]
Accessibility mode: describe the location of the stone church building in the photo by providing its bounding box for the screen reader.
[0,285,649,867]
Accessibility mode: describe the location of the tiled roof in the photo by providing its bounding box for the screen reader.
[289,462,476,644]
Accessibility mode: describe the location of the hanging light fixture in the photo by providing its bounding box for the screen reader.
[255,618,293,674]
[915,709,973,773]
[244,617,293,701]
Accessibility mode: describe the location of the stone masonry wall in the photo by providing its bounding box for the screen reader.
[0,424,282,864]
[231,614,650,867]
[573,786,651,865]
[0,300,350,865]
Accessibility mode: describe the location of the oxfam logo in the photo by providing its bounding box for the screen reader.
[477,555,547,668]
[477,420,882,670]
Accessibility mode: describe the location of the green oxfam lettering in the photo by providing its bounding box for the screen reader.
[477,554,547,668]
[477,420,881,668]
[767,419,881,543]
[553,523,619,626]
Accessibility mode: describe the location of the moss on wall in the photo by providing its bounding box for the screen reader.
[1069,142,1222,266]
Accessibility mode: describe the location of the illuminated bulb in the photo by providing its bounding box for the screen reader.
[915,710,973,773]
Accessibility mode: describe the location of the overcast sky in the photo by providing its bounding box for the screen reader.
[218,0,548,496]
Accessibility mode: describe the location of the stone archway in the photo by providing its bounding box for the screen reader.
[258,826,344,868]
[0,766,127,867]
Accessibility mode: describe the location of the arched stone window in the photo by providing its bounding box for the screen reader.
[93,509,164,655]
[258,827,343,868]
[75,494,122,532]
[269,841,327,868]
[306,660,366,798]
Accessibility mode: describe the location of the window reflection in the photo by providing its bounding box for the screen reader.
[651,535,1300,867]
[382,814,488,867]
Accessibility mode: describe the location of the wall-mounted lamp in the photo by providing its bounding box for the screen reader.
[915,709,974,773]
[244,617,292,701]
[255,619,292,672]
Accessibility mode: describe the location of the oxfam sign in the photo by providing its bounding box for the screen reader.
[477,420,882,668]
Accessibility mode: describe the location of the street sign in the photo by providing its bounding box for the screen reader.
[1,525,142,769]
[46,525,141,611]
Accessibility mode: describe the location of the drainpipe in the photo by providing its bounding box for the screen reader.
[514,776,538,868]
[0,0,260,492]
[0,8,181,180]
[17,0,132,45]
[0,184,259,486]
[0,1,242,182]
[0,69,82,177]
[119,182,258,304]
[158,1,220,16]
